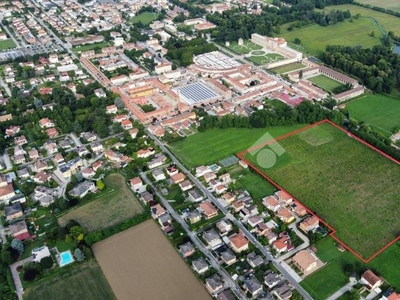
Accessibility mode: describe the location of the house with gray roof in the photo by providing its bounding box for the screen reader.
[68,181,96,198]
[179,241,195,258]
[264,270,281,289]
[192,257,209,274]
[206,274,224,295]
[243,276,263,297]
[247,252,264,268]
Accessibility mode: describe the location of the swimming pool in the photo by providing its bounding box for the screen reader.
[59,250,74,267]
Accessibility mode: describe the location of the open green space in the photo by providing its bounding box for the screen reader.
[236,170,277,200]
[23,261,116,300]
[72,42,110,53]
[247,53,284,65]
[357,0,400,13]
[322,4,400,35]
[226,40,262,54]
[346,94,400,136]
[168,125,306,169]
[270,62,305,74]
[308,75,344,93]
[0,39,15,50]
[131,12,160,25]
[280,18,383,57]
[243,122,400,258]
[58,173,144,232]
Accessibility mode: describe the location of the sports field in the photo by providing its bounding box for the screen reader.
[58,174,143,232]
[308,75,344,93]
[241,121,400,259]
[168,125,306,168]
[346,94,400,136]
[0,39,15,50]
[247,53,284,65]
[270,62,305,74]
[93,220,210,300]
[357,0,400,13]
[281,18,383,56]
[24,261,116,300]
[131,12,160,25]
[226,40,262,54]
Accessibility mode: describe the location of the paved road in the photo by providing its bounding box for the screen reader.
[140,172,247,300]
[2,151,12,170]
[10,256,33,300]
[147,130,313,300]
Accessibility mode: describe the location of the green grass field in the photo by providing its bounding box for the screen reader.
[308,75,344,93]
[243,122,400,258]
[226,40,262,54]
[280,18,383,57]
[72,42,110,53]
[357,0,400,13]
[168,125,306,169]
[131,12,160,25]
[0,39,15,50]
[346,94,400,136]
[247,53,284,65]
[58,174,143,232]
[322,4,400,35]
[237,171,277,200]
[270,62,305,74]
[23,261,116,300]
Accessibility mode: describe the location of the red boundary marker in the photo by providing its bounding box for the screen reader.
[237,119,400,263]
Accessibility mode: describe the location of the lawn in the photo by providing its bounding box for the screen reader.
[242,121,400,259]
[0,39,15,50]
[58,173,144,232]
[236,170,277,200]
[23,261,116,300]
[72,42,110,53]
[131,12,160,25]
[226,40,262,54]
[280,17,383,57]
[168,125,306,169]
[270,62,305,74]
[247,53,284,65]
[345,94,400,135]
[357,0,400,13]
[308,75,344,93]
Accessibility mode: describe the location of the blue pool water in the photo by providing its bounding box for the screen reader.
[59,251,74,267]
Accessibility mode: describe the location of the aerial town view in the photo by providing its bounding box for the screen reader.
[0,0,399,299]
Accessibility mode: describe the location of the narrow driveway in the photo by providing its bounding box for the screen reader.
[10,256,33,300]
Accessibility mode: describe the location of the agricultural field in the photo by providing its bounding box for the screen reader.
[308,75,344,93]
[72,42,110,53]
[345,94,400,136]
[93,220,210,300]
[226,39,262,54]
[280,18,383,56]
[242,121,400,259]
[357,0,400,13]
[24,261,116,300]
[58,173,143,232]
[168,125,306,168]
[247,53,284,65]
[0,39,15,50]
[131,12,160,25]
[270,62,305,74]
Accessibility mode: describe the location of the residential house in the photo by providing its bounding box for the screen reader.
[166,166,179,177]
[129,128,139,139]
[205,274,224,295]
[277,207,295,223]
[91,142,104,153]
[299,216,319,232]
[186,211,201,224]
[5,125,20,137]
[216,219,232,235]
[232,200,245,212]
[203,229,222,248]
[151,204,166,219]
[140,191,154,204]
[46,128,59,138]
[243,277,263,297]
[195,165,210,177]
[106,104,118,114]
[32,246,51,263]
[188,189,203,202]
[215,184,227,195]
[68,181,97,198]
[275,190,293,205]
[382,290,400,300]
[263,196,281,212]
[179,180,193,191]
[121,119,133,130]
[16,169,30,179]
[77,146,90,157]
[199,201,218,219]
[30,186,58,207]
[13,154,26,164]
[273,236,294,254]
[221,249,237,265]
[229,231,249,253]
[28,148,40,160]
[9,220,29,240]
[263,229,278,245]
[219,173,230,183]
[5,202,23,221]
[248,216,263,228]
[152,169,166,181]
[264,270,280,289]
[39,118,55,128]
[137,148,155,158]
[130,177,145,193]
[272,283,292,300]
[44,141,58,154]
[31,160,48,173]
[292,250,319,274]
[221,192,235,204]
[33,171,51,183]
[179,241,195,258]
[82,168,95,178]
[92,161,103,172]
[292,202,308,217]
[0,180,15,203]
[204,172,216,183]
[171,172,185,184]
[80,132,98,142]
[247,252,264,268]
[361,270,384,291]
[14,135,27,146]
[192,257,209,274]
[158,213,173,233]
[147,154,167,169]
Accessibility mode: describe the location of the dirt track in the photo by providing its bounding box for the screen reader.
[93,220,211,300]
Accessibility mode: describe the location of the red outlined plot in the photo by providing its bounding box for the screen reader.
[237,119,400,263]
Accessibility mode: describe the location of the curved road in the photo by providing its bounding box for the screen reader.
[147,130,313,300]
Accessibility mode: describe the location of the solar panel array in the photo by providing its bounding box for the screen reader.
[178,82,220,105]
